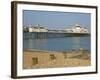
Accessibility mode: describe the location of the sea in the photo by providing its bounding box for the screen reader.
[23,32,90,52]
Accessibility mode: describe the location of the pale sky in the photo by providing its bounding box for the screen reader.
[23,10,91,30]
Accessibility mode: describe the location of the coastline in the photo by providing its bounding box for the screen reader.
[23,49,91,69]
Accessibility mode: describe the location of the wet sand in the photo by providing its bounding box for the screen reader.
[23,49,91,69]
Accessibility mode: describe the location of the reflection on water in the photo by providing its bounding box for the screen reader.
[26,39,47,50]
[72,37,80,50]
[23,36,90,51]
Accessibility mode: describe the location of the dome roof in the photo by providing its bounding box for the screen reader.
[75,24,81,27]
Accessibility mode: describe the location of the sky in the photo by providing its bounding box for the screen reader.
[23,10,91,30]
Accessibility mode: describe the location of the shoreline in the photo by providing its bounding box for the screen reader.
[23,49,91,69]
[24,48,90,53]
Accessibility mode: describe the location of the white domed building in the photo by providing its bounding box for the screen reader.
[68,24,89,33]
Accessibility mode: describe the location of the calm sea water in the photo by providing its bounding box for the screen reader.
[23,32,90,51]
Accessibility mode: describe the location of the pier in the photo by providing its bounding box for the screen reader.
[23,24,90,39]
